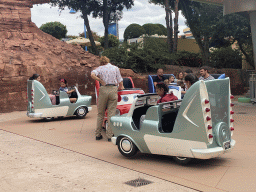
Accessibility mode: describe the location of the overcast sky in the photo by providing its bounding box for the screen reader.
[31,0,188,40]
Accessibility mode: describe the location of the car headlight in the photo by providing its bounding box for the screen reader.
[116,109,120,116]
[122,96,129,102]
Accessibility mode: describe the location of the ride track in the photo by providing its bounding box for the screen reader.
[0,102,256,192]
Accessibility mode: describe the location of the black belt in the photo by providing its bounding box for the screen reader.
[105,84,116,86]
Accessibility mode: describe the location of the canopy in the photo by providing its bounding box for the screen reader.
[66,37,101,46]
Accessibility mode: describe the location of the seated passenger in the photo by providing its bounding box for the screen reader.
[153,68,167,87]
[156,83,178,104]
[29,74,56,105]
[168,75,175,84]
[184,74,198,90]
[59,78,77,103]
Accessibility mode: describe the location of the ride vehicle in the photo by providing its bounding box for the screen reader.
[110,78,235,164]
[27,80,92,121]
[95,77,145,129]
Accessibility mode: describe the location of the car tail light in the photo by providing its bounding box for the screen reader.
[205,108,210,112]
[230,95,234,99]
[206,116,211,121]
[31,93,34,96]
[230,103,234,107]
[205,99,209,104]
[230,111,234,114]
[209,134,213,139]
[230,127,234,131]
[230,119,234,123]
[208,125,212,130]
[31,89,33,92]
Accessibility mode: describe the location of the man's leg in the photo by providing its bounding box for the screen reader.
[106,86,118,139]
[96,87,108,137]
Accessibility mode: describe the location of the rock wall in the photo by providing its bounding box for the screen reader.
[0,0,100,113]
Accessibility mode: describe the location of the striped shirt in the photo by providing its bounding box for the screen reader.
[92,63,123,85]
[199,75,215,81]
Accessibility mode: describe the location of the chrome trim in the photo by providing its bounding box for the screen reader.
[111,137,117,145]
[27,112,43,118]
[191,139,236,159]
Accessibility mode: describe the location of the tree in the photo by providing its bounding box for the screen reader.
[93,0,134,50]
[99,34,119,48]
[50,0,100,55]
[150,0,180,54]
[39,21,67,39]
[180,1,223,65]
[123,24,146,41]
[211,13,254,69]
[142,23,166,36]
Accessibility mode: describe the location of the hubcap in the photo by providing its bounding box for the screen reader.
[78,108,85,116]
[121,139,132,152]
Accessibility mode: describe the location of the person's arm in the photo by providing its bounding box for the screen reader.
[91,72,106,86]
[116,67,124,90]
[66,89,75,94]
[118,81,124,91]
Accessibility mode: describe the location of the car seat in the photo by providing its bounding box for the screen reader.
[168,85,181,100]
[148,74,175,93]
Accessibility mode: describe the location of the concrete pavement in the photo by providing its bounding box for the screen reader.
[0,99,256,192]
[0,111,197,192]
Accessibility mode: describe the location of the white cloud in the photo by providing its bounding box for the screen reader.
[31,1,188,39]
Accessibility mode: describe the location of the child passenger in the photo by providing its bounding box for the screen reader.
[156,83,178,104]
[168,75,175,84]
[59,78,77,103]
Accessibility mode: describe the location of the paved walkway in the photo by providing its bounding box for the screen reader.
[0,112,197,192]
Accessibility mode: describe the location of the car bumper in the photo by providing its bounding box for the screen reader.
[27,112,43,118]
[191,139,236,159]
[111,136,117,145]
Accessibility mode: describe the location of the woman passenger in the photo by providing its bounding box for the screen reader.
[59,78,77,103]
[29,74,56,105]
[156,83,178,103]
[184,74,198,90]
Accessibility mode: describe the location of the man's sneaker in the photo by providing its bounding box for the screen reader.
[96,135,103,140]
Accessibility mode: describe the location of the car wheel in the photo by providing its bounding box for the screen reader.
[173,156,191,165]
[43,117,54,122]
[76,107,87,118]
[118,137,138,157]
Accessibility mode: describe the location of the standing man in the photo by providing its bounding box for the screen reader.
[153,68,167,87]
[91,56,124,142]
[199,66,215,81]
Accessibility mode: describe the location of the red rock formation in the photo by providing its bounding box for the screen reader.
[0,0,103,112]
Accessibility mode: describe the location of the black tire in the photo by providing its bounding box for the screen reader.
[173,156,191,165]
[43,117,54,122]
[118,137,138,157]
[75,107,87,119]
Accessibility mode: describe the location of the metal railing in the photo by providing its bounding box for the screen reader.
[249,74,256,103]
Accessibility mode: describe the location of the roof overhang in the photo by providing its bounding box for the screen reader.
[191,0,256,15]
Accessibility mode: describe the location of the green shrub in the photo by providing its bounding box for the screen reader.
[40,21,67,39]
[210,47,242,69]
[170,51,202,67]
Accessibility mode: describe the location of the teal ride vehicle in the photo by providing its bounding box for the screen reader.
[110,78,235,164]
[27,80,92,121]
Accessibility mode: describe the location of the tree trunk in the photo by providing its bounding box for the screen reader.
[173,0,179,53]
[238,41,255,69]
[82,12,99,55]
[165,0,173,53]
[203,38,210,66]
[103,0,109,50]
